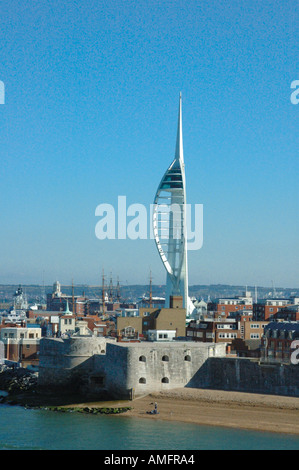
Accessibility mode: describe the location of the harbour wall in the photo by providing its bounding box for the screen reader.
[188,357,299,397]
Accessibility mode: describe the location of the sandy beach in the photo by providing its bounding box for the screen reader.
[63,387,299,436]
[117,388,299,435]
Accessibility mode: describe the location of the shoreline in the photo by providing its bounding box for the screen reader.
[2,380,299,436]
[54,387,299,436]
[115,388,299,436]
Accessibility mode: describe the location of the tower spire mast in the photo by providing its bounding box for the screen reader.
[175,92,184,164]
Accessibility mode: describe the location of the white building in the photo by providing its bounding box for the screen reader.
[147,330,177,342]
[0,326,41,365]
[0,327,41,341]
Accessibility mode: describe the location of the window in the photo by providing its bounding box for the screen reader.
[218,333,237,339]
[161,377,169,383]
[139,355,146,362]
[206,332,214,339]
[162,355,169,362]
[139,377,146,384]
[123,326,135,336]
[184,355,191,362]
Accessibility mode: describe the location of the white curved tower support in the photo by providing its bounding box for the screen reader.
[153,93,190,311]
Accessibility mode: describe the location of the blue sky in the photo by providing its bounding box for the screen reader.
[0,0,298,288]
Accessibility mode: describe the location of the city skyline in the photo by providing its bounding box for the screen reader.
[0,1,298,288]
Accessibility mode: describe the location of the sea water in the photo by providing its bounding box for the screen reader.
[0,403,299,450]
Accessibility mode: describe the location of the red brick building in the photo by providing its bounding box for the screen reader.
[186,320,239,344]
[186,318,268,358]
[273,305,299,322]
[261,322,299,363]
[208,292,253,320]
[253,299,290,321]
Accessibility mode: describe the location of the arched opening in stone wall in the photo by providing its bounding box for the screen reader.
[161,377,169,383]
[139,377,146,384]
[162,355,169,362]
[184,355,191,362]
[139,355,146,362]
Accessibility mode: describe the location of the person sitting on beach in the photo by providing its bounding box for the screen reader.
[147,402,159,415]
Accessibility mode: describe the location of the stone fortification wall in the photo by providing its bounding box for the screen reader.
[188,357,299,397]
[38,337,225,398]
[38,336,107,393]
[123,342,225,397]
[92,342,129,398]
[38,337,299,399]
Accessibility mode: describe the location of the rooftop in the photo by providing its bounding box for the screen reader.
[111,340,218,349]
[265,321,299,332]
